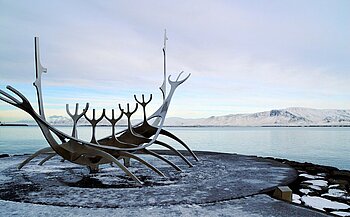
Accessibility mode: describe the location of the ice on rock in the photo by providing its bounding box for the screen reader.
[299,173,324,179]
[301,196,350,211]
[329,184,340,188]
[323,189,346,197]
[308,185,322,191]
[303,179,328,187]
[300,189,313,195]
[322,189,350,200]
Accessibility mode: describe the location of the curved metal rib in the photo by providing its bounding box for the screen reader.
[119,151,165,177]
[160,129,199,161]
[153,140,193,167]
[18,147,53,169]
[141,149,182,171]
[38,153,56,166]
[90,148,143,185]
[168,72,191,87]
[131,122,198,161]
[0,89,21,105]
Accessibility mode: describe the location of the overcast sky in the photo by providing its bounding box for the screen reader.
[0,0,349,122]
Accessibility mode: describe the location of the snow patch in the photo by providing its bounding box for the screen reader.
[292,194,301,204]
[331,211,350,217]
[301,196,350,211]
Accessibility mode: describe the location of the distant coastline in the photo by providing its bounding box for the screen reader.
[4,124,350,128]
[0,123,28,127]
[164,125,350,127]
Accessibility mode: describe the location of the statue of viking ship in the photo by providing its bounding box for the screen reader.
[0,33,198,185]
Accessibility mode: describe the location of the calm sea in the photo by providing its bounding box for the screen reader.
[0,126,349,170]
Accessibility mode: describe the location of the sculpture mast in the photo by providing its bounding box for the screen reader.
[159,29,168,101]
[33,37,47,119]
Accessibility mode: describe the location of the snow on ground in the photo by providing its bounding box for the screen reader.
[0,194,330,217]
[301,195,350,211]
[0,154,331,217]
[0,153,296,208]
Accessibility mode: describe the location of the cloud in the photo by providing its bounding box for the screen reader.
[0,0,349,121]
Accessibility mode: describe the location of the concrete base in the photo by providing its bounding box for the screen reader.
[0,151,328,216]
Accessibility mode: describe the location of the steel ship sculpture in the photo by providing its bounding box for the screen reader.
[0,33,198,185]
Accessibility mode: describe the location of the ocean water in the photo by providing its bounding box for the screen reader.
[0,126,349,170]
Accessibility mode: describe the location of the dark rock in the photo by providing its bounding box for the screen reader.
[264,155,350,213]
[329,179,349,191]
[333,170,350,179]
[270,110,282,117]
[0,154,10,158]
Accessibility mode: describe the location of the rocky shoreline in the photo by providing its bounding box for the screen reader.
[265,157,350,216]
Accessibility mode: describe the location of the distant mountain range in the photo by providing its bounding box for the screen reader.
[15,107,350,127]
[163,108,350,126]
[29,115,129,126]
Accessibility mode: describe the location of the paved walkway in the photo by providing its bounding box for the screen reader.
[0,151,328,216]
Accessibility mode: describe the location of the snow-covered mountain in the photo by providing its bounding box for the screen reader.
[47,115,73,125]
[46,115,129,126]
[164,107,350,126]
[17,107,350,126]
